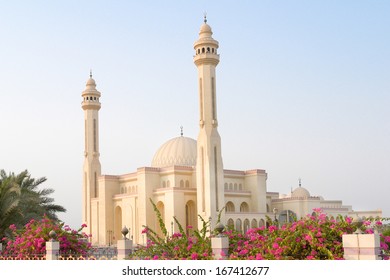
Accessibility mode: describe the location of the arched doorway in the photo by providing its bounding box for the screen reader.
[156,201,165,238]
[114,206,122,245]
[185,200,196,233]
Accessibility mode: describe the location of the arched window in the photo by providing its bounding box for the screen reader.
[180,180,184,188]
[162,181,166,188]
[240,202,249,212]
[259,219,265,228]
[167,180,170,188]
[251,219,257,228]
[185,180,190,188]
[278,210,297,225]
[239,184,243,190]
[234,183,237,191]
[202,47,205,53]
[244,219,250,234]
[236,219,242,233]
[227,219,234,229]
[229,183,233,190]
[266,204,270,212]
[225,201,235,213]
[207,47,210,53]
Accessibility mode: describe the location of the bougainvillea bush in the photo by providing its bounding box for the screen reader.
[131,208,390,260]
[229,211,389,260]
[130,200,213,260]
[228,209,354,260]
[0,216,91,259]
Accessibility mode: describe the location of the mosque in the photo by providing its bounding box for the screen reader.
[81,18,382,246]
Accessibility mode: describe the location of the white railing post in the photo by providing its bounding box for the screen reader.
[211,223,229,260]
[117,226,133,260]
[342,232,381,260]
[46,230,60,260]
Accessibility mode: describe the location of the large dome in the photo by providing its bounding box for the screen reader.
[291,187,310,199]
[151,136,197,168]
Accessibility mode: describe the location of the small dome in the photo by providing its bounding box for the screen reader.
[151,136,197,168]
[200,23,212,33]
[291,187,310,199]
[86,77,96,87]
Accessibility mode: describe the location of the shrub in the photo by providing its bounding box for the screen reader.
[1,216,91,259]
[130,200,213,260]
[130,205,390,260]
[227,209,356,260]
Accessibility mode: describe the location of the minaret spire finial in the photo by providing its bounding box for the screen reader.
[203,12,207,23]
[89,69,92,78]
[299,178,302,187]
[180,126,183,137]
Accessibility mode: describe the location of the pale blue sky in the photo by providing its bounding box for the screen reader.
[0,1,389,229]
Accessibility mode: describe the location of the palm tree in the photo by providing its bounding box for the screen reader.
[0,170,22,237]
[0,169,66,238]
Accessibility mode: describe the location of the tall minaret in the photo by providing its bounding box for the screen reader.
[81,72,101,236]
[194,17,225,230]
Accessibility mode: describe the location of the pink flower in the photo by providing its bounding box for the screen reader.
[141,227,149,234]
[376,220,382,226]
[239,249,248,256]
[81,224,87,228]
[272,242,279,249]
[191,253,198,260]
[304,234,312,242]
[153,255,159,260]
[187,244,192,251]
[255,253,264,260]
[268,225,277,233]
[9,224,17,231]
[363,220,371,226]
[380,242,389,250]
[186,225,193,229]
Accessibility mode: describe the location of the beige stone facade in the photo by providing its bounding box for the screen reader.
[81,19,382,246]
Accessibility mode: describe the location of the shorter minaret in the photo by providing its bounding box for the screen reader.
[194,17,225,230]
[81,72,102,236]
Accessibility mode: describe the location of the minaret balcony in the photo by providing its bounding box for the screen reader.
[81,102,101,110]
[193,54,220,66]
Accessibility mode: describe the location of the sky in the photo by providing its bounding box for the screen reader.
[0,1,389,229]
